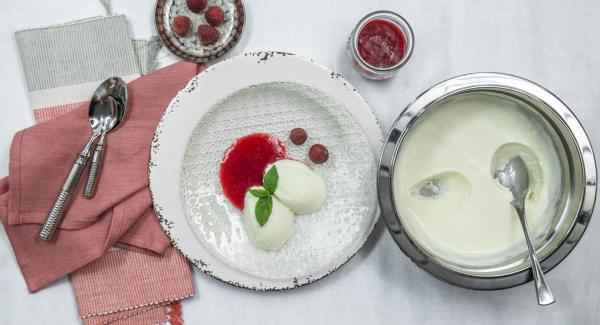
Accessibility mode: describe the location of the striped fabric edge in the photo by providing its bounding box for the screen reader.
[29,74,139,110]
[71,246,194,320]
[33,101,88,123]
[84,303,172,325]
[16,15,140,92]
[83,305,167,325]
[80,294,194,319]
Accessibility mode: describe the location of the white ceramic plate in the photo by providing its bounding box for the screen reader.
[149,52,383,290]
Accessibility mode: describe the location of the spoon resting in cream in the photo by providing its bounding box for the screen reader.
[495,155,555,306]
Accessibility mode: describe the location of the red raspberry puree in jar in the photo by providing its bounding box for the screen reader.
[357,19,407,68]
[219,133,288,210]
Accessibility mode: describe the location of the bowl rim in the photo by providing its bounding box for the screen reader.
[377,72,597,290]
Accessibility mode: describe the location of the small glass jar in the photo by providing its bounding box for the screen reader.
[347,11,414,80]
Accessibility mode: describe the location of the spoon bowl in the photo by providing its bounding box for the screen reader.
[89,77,128,134]
[90,96,118,135]
[495,156,530,206]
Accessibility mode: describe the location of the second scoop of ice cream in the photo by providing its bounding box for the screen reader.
[266,159,327,214]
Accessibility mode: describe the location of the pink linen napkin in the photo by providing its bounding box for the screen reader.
[0,60,198,290]
[71,247,194,325]
[0,61,202,323]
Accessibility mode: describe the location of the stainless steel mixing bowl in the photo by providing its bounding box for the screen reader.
[378,73,597,290]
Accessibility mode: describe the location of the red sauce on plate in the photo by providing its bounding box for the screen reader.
[357,19,407,68]
[219,133,287,210]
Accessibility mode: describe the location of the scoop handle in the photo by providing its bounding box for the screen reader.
[39,137,95,241]
[83,134,105,198]
[514,204,556,306]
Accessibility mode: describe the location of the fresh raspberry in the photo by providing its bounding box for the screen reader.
[198,24,220,45]
[205,6,225,26]
[290,128,308,145]
[186,0,207,13]
[171,16,191,37]
[309,144,329,164]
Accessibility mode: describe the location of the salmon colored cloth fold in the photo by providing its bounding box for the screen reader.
[71,247,194,325]
[0,61,200,293]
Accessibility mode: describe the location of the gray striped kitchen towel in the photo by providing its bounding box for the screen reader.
[15,15,160,122]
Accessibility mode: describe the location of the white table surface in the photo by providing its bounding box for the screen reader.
[1,0,599,324]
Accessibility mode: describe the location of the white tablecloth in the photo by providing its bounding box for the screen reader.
[1,1,598,324]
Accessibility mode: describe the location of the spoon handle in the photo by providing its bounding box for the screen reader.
[83,134,106,198]
[514,205,556,306]
[39,136,96,241]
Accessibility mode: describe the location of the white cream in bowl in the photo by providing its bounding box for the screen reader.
[393,93,562,267]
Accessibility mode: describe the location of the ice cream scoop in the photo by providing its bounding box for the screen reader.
[243,187,294,251]
[266,160,327,214]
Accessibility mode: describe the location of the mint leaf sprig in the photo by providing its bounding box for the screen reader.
[249,165,279,227]
[263,164,279,194]
[254,195,272,227]
[249,188,269,198]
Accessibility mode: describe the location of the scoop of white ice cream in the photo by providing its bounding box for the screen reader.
[266,159,327,214]
[243,187,294,251]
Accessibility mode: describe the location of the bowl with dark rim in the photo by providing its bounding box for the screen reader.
[378,72,596,290]
[155,0,245,63]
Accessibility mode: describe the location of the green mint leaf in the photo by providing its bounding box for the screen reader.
[255,196,273,227]
[249,188,269,198]
[263,165,279,194]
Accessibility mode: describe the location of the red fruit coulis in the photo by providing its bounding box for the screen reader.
[219,133,287,210]
[357,19,407,68]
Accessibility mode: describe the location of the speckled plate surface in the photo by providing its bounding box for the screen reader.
[155,0,245,63]
[149,53,383,290]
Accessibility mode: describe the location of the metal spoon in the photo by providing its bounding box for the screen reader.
[38,78,124,241]
[495,156,555,306]
[83,78,128,198]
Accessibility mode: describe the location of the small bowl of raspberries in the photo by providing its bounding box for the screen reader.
[155,0,246,63]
